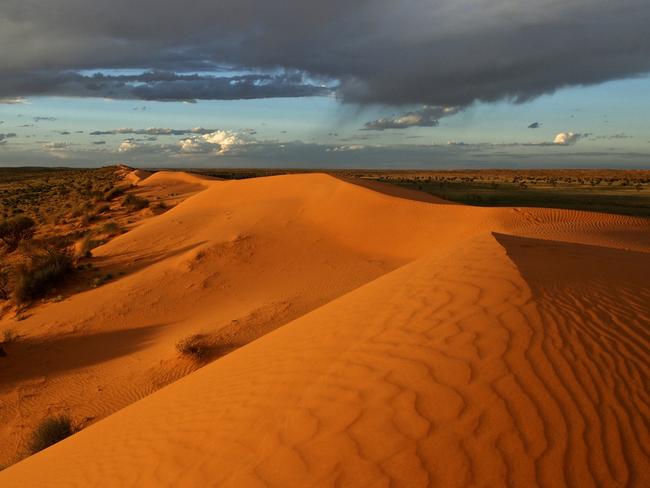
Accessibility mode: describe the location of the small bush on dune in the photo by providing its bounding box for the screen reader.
[29,415,74,454]
[2,329,19,344]
[14,249,74,304]
[176,334,211,360]
[75,235,93,259]
[0,216,36,252]
[0,269,9,300]
[101,222,121,236]
[104,186,124,201]
[122,194,149,210]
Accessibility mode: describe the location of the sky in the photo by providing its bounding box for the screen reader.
[1,0,649,169]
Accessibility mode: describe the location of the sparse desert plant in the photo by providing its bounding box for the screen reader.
[101,222,121,236]
[28,415,74,454]
[0,269,9,300]
[14,249,74,304]
[95,203,110,214]
[0,216,36,252]
[92,273,113,288]
[104,186,124,201]
[75,234,93,259]
[123,194,149,210]
[176,334,211,360]
[2,328,18,344]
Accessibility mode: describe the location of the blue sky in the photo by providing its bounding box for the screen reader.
[1,75,649,168]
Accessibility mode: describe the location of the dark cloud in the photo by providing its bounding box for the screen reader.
[0,1,648,106]
[363,106,460,130]
[90,127,217,136]
[0,133,17,141]
[92,140,106,145]
[0,71,330,102]
[593,133,633,140]
[528,122,541,129]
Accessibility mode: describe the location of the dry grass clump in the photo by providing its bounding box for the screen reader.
[14,249,74,304]
[101,222,121,236]
[0,269,9,300]
[2,328,19,344]
[104,186,125,201]
[28,415,75,454]
[176,334,211,360]
[0,216,35,252]
[123,194,149,210]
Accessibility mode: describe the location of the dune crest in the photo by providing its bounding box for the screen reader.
[0,173,648,486]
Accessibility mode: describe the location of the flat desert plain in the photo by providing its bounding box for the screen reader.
[1,169,649,487]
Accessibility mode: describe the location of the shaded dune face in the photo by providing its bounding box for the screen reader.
[1,173,649,487]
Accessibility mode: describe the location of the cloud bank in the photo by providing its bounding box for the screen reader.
[0,1,648,106]
[363,106,460,130]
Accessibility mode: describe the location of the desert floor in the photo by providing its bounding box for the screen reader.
[0,170,648,486]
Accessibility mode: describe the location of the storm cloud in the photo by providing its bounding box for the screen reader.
[0,1,649,106]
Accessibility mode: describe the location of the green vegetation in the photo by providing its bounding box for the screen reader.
[190,168,650,218]
[29,416,75,454]
[335,170,650,218]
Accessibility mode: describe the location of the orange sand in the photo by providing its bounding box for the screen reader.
[0,172,648,486]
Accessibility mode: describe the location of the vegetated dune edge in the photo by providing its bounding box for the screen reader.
[1,171,648,487]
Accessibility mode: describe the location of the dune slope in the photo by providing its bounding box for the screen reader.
[1,173,648,486]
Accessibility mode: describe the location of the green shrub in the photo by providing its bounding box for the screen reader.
[29,416,74,454]
[14,249,74,304]
[0,216,36,252]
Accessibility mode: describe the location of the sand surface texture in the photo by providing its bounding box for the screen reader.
[1,172,648,486]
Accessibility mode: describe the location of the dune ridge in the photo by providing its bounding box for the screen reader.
[0,172,648,486]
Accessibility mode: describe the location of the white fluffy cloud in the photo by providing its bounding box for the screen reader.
[180,130,255,155]
[553,132,582,145]
[118,139,141,153]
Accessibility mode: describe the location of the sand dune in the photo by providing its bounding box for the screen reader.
[1,172,648,486]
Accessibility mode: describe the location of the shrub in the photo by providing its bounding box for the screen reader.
[2,329,18,344]
[14,249,74,304]
[0,269,8,300]
[75,235,93,259]
[104,186,124,201]
[92,273,113,288]
[0,216,36,252]
[29,416,74,454]
[176,334,211,360]
[101,222,121,236]
[123,194,149,210]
